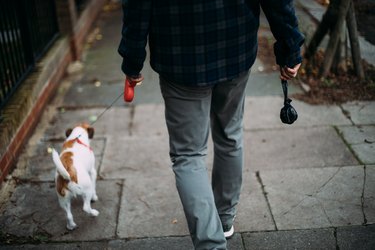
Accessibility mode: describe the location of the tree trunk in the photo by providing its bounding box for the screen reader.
[305,0,340,59]
[332,20,347,73]
[320,0,351,77]
[346,0,365,80]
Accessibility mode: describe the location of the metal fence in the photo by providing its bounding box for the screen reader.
[0,0,59,109]
[75,0,90,15]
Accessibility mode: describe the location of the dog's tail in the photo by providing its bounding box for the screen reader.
[52,149,71,181]
[52,149,83,196]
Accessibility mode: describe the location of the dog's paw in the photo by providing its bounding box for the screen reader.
[91,194,98,202]
[90,209,99,217]
[67,222,77,230]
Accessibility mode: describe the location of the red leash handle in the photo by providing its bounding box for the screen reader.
[124,76,143,102]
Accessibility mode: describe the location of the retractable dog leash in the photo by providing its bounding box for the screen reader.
[89,91,123,126]
[89,77,140,126]
[280,79,298,124]
[48,78,141,154]
[124,77,138,102]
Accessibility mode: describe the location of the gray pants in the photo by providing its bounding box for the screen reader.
[160,71,249,250]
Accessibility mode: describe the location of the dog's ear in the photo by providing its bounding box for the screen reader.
[65,128,73,138]
[87,127,94,139]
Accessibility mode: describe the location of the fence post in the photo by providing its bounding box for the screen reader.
[54,0,79,60]
[15,0,34,66]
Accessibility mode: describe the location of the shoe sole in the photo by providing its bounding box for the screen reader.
[224,225,234,239]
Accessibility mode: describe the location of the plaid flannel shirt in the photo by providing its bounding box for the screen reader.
[118,0,304,86]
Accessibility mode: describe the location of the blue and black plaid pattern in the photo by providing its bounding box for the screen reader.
[118,0,304,86]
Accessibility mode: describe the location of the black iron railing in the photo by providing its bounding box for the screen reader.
[0,0,59,109]
[75,0,90,16]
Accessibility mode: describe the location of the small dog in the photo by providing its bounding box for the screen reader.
[52,123,99,230]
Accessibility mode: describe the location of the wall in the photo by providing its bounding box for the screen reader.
[0,0,107,183]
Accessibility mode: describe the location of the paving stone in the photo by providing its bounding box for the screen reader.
[82,47,123,84]
[351,144,375,165]
[64,72,162,107]
[246,73,302,97]
[242,228,336,250]
[50,180,121,241]
[342,101,375,125]
[365,166,375,224]
[107,138,273,236]
[244,96,283,130]
[117,174,189,238]
[80,5,123,83]
[0,236,243,250]
[226,233,245,250]
[100,135,170,179]
[12,138,105,182]
[260,166,365,230]
[63,81,129,107]
[132,104,168,136]
[337,125,375,145]
[292,100,351,126]
[108,237,193,250]
[106,133,268,236]
[44,107,132,138]
[0,242,108,250]
[244,97,350,130]
[0,181,121,242]
[244,127,358,170]
[337,224,375,250]
[236,171,275,232]
[337,125,375,164]
[111,231,243,250]
[108,234,244,250]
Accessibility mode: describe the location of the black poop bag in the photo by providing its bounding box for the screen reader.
[280,80,298,124]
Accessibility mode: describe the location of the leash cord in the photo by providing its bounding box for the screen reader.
[281,79,289,104]
[48,92,123,153]
[90,91,124,126]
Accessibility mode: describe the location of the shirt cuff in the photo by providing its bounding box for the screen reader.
[121,59,141,77]
[274,38,304,67]
[275,48,303,68]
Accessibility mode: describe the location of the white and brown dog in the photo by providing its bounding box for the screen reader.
[52,123,99,230]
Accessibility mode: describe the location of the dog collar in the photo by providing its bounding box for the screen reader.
[76,138,93,151]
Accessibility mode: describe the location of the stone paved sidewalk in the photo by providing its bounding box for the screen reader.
[1,1,375,249]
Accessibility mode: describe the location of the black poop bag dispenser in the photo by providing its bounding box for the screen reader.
[280,79,298,124]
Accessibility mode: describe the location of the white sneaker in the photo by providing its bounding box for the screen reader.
[223,225,234,239]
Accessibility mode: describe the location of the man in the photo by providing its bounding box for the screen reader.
[118,0,304,249]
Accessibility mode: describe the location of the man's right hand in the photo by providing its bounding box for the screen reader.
[124,74,143,102]
[126,74,144,85]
